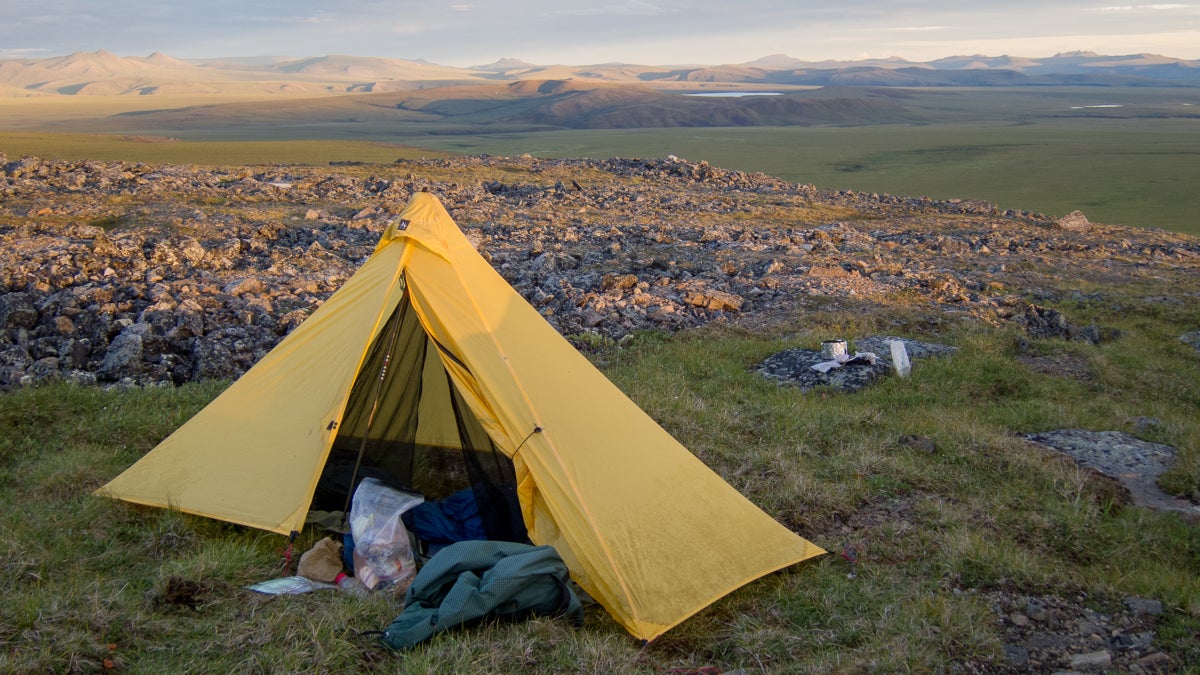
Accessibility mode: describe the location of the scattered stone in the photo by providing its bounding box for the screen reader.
[1002,644,1029,667]
[684,290,744,312]
[1131,416,1163,434]
[1068,649,1111,670]
[1018,304,1115,345]
[600,273,639,292]
[224,278,266,296]
[1124,597,1164,616]
[579,308,605,328]
[1112,631,1156,651]
[1135,652,1171,668]
[898,434,937,454]
[0,292,39,329]
[0,345,35,387]
[1181,330,1200,351]
[1055,210,1092,231]
[1026,597,1050,622]
[96,323,148,381]
[983,592,1166,674]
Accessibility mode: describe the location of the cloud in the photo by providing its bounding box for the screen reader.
[20,12,105,27]
[0,47,52,58]
[3,0,1199,65]
[890,28,1200,60]
[1090,3,1192,11]
[390,21,435,35]
[553,0,669,16]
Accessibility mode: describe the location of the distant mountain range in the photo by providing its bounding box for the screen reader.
[1,50,1198,97]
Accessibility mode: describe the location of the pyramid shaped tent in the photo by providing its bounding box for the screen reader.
[98,193,824,641]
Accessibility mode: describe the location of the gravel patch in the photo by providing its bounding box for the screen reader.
[973,591,1171,674]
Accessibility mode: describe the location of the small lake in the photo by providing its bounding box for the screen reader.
[684,92,784,98]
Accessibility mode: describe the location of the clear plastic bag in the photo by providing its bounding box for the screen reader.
[349,478,424,591]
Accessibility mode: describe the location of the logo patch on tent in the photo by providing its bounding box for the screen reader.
[394,219,411,231]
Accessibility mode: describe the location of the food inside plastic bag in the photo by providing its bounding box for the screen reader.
[349,478,424,591]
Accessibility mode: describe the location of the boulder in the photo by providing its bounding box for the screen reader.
[97,323,149,381]
[0,293,39,329]
[684,290,744,312]
[1055,210,1092,231]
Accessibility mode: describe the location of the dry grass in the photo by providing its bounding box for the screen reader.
[1,148,1199,669]
[2,299,1199,671]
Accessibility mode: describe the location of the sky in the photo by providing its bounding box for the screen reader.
[2,1,1199,66]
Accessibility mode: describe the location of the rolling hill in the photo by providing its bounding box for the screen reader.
[64,80,922,137]
[0,51,494,97]
[1,50,1198,99]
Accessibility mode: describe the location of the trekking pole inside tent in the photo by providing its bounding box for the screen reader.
[341,297,407,523]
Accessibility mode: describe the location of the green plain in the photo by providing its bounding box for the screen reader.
[0,132,449,165]
[2,85,1198,234]
[399,120,1200,235]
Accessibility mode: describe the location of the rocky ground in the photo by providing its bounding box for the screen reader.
[3,151,1199,671]
[981,590,1171,673]
[3,151,1198,390]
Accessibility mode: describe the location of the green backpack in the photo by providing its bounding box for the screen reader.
[381,540,583,650]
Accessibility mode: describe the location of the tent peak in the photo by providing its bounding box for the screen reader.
[375,192,456,258]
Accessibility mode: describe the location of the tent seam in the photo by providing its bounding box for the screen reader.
[441,247,648,629]
[411,235,644,631]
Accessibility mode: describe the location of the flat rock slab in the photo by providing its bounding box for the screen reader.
[754,336,957,392]
[1182,330,1200,351]
[853,335,960,361]
[1023,429,1199,516]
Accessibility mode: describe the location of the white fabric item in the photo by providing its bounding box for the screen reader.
[889,340,912,377]
[811,351,878,374]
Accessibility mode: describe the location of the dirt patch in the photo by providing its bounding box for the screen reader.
[1015,353,1095,382]
[153,576,213,610]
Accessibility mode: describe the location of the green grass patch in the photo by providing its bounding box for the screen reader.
[2,296,1199,671]
[400,119,1200,235]
[0,132,451,166]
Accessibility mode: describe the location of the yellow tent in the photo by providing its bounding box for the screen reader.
[97,193,824,641]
